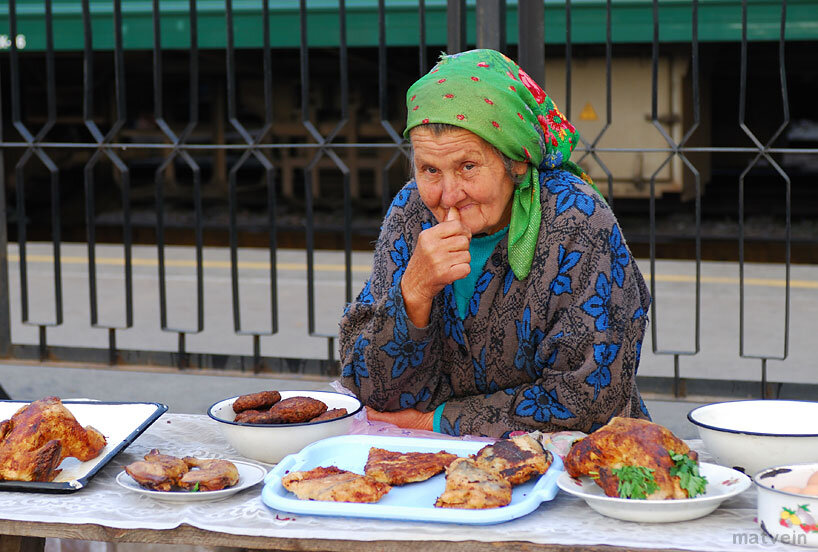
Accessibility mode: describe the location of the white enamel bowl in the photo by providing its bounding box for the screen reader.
[207,390,363,464]
[754,463,818,548]
[687,400,818,476]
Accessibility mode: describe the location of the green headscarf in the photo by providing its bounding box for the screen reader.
[404,49,596,280]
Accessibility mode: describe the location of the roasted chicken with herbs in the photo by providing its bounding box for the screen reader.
[564,417,706,500]
[0,396,107,482]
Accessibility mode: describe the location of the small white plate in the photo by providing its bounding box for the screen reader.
[116,459,267,502]
[557,462,751,523]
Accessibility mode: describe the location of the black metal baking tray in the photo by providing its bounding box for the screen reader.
[0,399,167,493]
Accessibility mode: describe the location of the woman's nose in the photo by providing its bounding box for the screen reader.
[440,174,464,208]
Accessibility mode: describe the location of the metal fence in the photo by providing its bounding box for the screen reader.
[0,0,816,397]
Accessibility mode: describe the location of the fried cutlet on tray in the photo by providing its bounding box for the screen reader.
[474,433,552,485]
[364,447,458,485]
[434,457,512,509]
[281,466,391,503]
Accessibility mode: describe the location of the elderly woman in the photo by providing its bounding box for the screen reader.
[339,49,651,438]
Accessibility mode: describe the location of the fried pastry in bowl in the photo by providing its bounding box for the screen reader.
[207,390,362,463]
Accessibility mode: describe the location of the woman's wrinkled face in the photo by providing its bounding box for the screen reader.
[411,126,525,236]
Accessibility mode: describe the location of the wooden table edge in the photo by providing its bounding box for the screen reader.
[0,520,695,552]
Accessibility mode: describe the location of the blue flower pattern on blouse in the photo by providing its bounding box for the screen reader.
[443,287,466,347]
[400,387,431,409]
[515,386,575,422]
[544,173,596,217]
[633,306,646,320]
[473,347,499,394]
[503,270,514,295]
[390,234,411,288]
[468,271,494,317]
[609,225,629,288]
[585,342,620,400]
[514,306,546,380]
[550,244,582,295]
[582,272,612,331]
[534,331,562,371]
[356,279,374,305]
[384,286,402,318]
[380,316,428,379]
[386,185,414,218]
[341,335,370,388]
[439,415,461,436]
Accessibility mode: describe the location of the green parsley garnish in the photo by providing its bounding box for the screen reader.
[669,450,708,498]
[189,482,200,492]
[611,465,659,499]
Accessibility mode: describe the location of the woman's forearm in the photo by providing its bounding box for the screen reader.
[400,276,433,328]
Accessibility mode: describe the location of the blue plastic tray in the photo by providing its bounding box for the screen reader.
[261,434,563,524]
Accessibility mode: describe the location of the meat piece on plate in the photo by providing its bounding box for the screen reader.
[0,396,108,482]
[364,447,458,485]
[564,417,699,499]
[266,397,327,423]
[125,449,189,491]
[474,434,552,485]
[178,457,239,491]
[309,408,349,423]
[434,457,512,509]
[232,391,281,414]
[281,466,391,503]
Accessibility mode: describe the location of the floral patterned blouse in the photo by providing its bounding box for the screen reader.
[339,168,652,438]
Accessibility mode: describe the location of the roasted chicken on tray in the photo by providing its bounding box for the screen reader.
[0,396,107,482]
[564,417,707,500]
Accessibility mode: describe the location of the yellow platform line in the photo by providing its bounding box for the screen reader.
[8,254,373,273]
[7,254,818,289]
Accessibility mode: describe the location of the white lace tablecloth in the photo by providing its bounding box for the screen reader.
[0,414,786,551]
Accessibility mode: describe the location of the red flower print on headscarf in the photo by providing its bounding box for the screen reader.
[547,107,572,137]
[518,68,546,104]
[537,115,559,146]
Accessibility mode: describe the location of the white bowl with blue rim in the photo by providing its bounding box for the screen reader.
[687,400,818,477]
[207,390,363,464]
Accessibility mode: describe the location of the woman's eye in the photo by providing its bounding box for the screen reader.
[463,163,476,171]
[425,167,438,175]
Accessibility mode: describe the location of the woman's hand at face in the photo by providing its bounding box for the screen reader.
[366,406,435,431]
[401,207,471,327]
